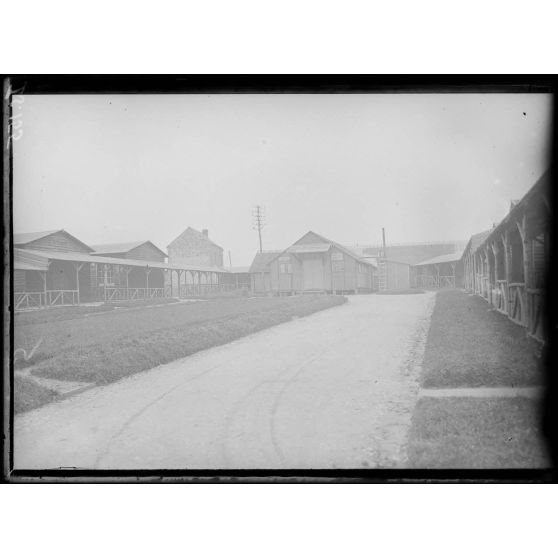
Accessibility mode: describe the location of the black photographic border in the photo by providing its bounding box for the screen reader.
[2,74,556,483]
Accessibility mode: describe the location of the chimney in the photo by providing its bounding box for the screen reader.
[202,229,208,238]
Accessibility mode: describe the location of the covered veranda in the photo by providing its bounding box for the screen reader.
[14,249,230,310]
[412,252,464,289]
[462,170,550,341]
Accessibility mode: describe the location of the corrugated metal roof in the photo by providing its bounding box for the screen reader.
[19,249,229,274]
[414,251,464,266]
[91,240,167,258]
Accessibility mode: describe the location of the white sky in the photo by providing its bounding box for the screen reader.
[13,93,552,266]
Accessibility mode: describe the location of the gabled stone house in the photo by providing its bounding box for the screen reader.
[167,227,224,268]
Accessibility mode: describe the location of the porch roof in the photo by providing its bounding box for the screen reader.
[17,249,230,274]
[414,251,464,267]
[14,249,50,271]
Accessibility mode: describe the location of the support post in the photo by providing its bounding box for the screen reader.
[145,267,151,294]
[103,264,108,301]
[41,270,47,307]
[125,267,131,299]
[484,247,492,304]
[518,214,532,330]
[74,263,84,304]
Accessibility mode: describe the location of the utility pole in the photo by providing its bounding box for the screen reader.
[379,227,388,291]
[252,205,266,253]
[228,250,232,268]
[382,227,387,259]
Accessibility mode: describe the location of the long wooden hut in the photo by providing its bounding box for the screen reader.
[13,230,230,309]
[462,170,550,341]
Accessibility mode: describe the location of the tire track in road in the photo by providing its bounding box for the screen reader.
[93,355,248,468]
[268,351,331,467]
[218,334,351,469]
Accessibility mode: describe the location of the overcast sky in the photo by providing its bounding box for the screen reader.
[13,93,552,266]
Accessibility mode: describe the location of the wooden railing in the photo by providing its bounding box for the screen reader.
[15,290,79,310]
[480,276,490,300]
[416,275,456,289]
[508,283,526,326]
[527,288,544,341]
[47,290,79,306]
[494,280,509,315]
[104,287,172,301]
[179,284,221,297]
[14,292,46,310]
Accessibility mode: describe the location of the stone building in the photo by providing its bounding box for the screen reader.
[167,227,224,268]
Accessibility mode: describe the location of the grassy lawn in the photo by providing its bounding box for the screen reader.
[406,289,549,469]
[14,297,181,327]
[421,290,544,388]
[14,295,346,413]
[407,397,550,468]
[14,376,59,415]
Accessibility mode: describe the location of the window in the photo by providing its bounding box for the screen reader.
[96,264,115,286]
[332,252,344,272]
[280,263,293,274]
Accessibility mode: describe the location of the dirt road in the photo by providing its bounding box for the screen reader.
[15,292,435,470]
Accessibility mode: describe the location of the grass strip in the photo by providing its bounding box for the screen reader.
[406,396,549,468]
[20,295,345,399]
[14,375,59,414]
[421,290,543,388]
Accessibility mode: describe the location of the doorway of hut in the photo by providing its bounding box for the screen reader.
[302,256,325,291]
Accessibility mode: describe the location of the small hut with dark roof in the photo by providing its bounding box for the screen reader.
[249,251,282,294]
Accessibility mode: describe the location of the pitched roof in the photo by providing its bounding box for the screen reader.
[249,251,282,273]
[353,242,465,265]
[465,169,550,256]
[270,231,374,267]
[167,227,222,250]
[13,230,61,245]
[415,251,464,266]
[13,229,93,252]
[91,240,167,258]
[468,229,492,253]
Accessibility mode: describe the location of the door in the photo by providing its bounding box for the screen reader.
[302,257,324,290]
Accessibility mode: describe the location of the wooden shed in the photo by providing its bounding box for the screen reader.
[377,259,412,291]
[14,230,95,305]
[412,251,464,289]
[267,231,375,295]
[13,229,230,309]
[249,251,282,294]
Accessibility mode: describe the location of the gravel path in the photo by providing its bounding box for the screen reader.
[15,292,436,470]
